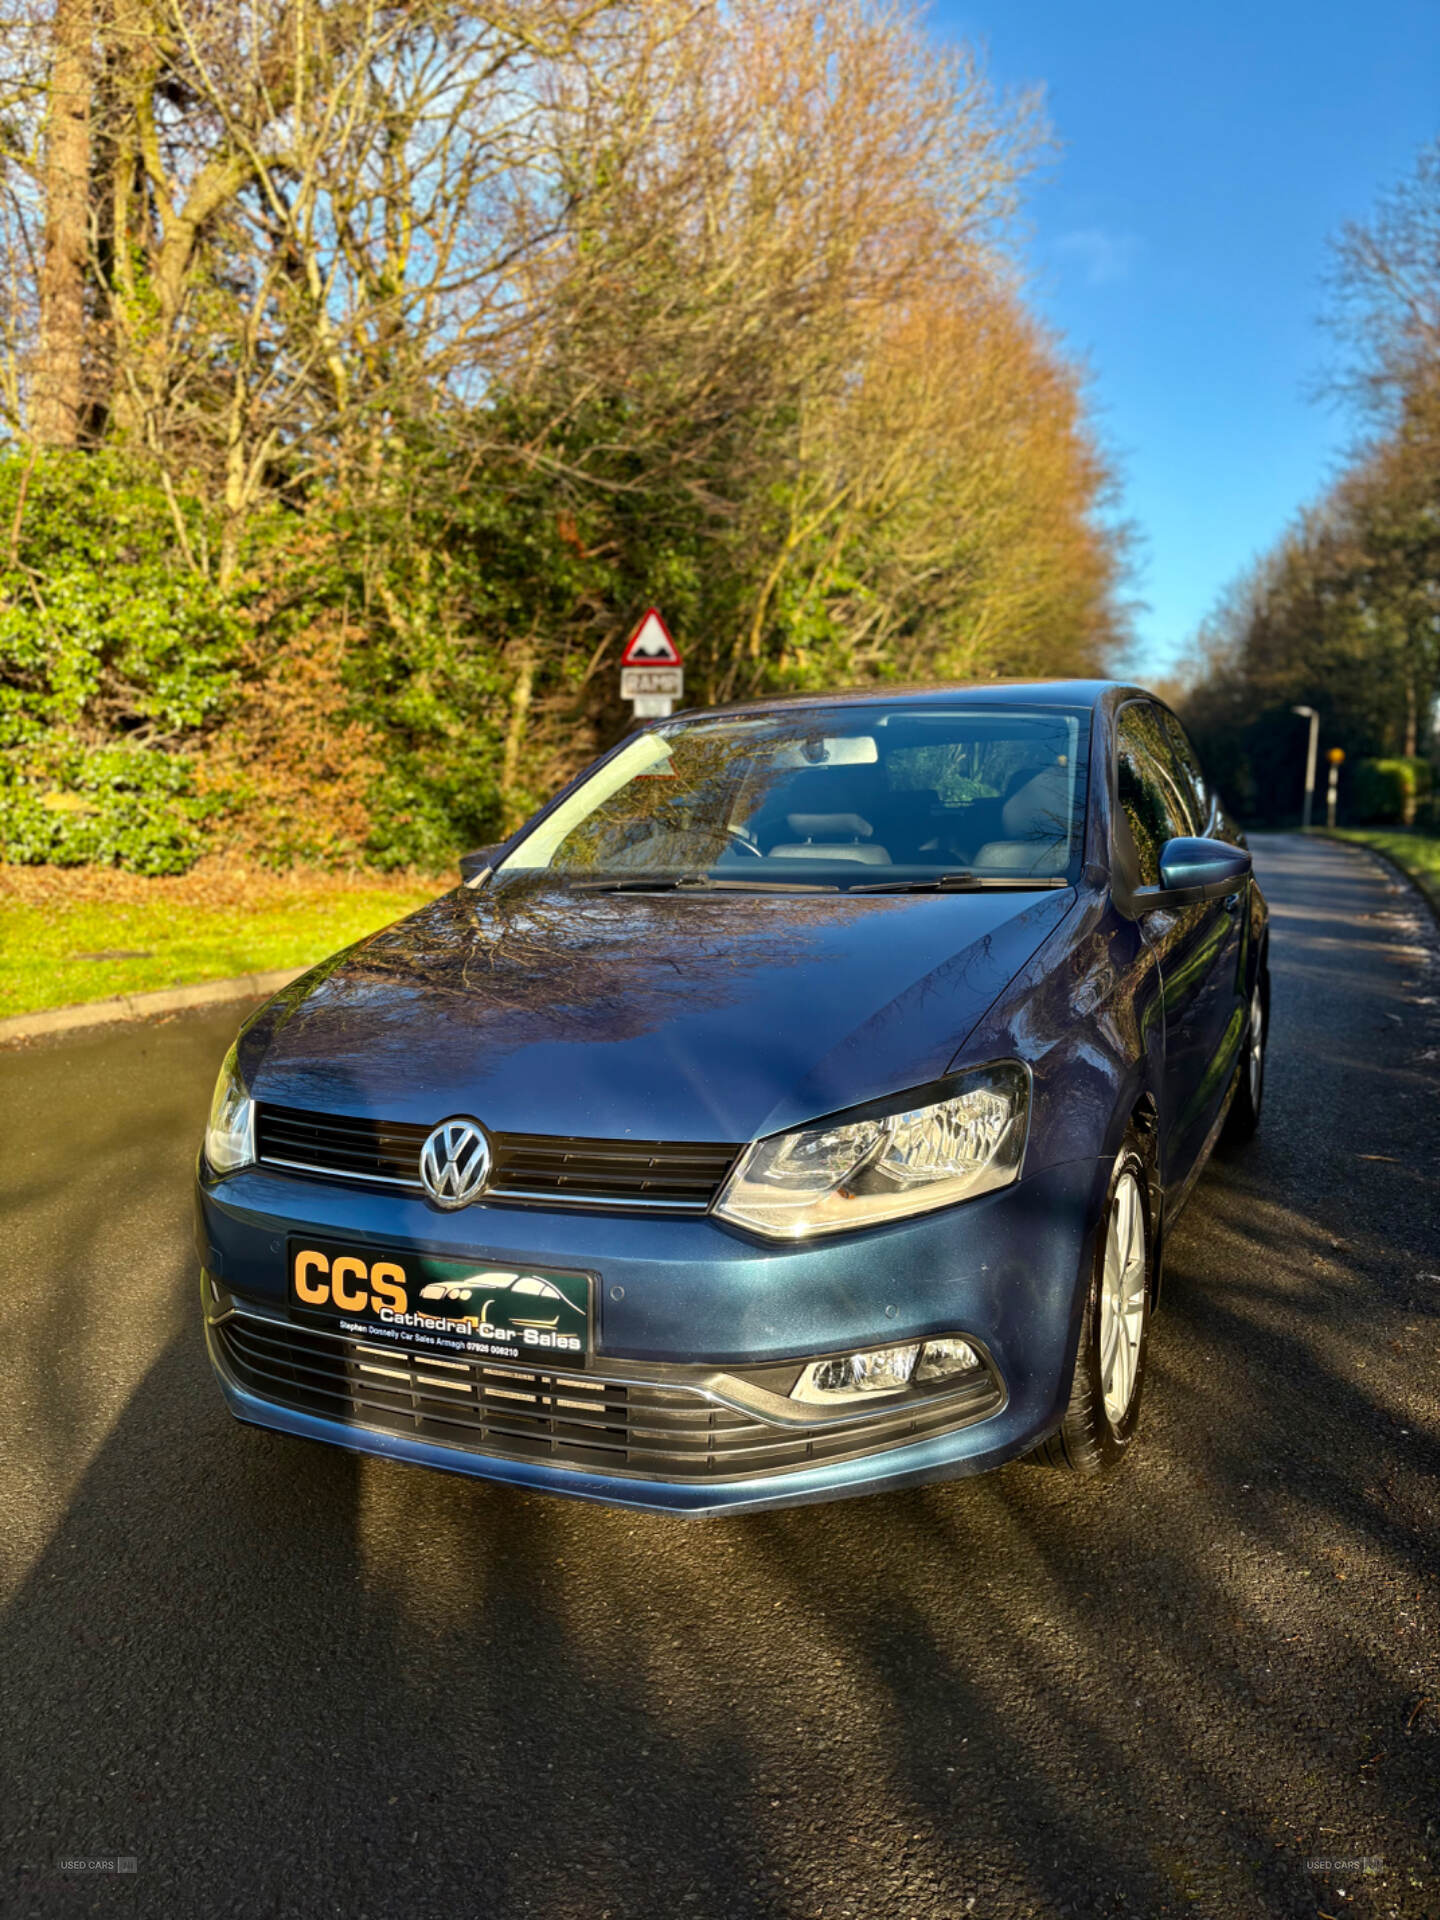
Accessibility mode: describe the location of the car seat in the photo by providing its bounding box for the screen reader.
[768,811,892,864]
[751,767,892,864]
[970,765,1072,875]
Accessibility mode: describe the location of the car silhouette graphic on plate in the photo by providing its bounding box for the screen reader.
[418,1272,566,1330]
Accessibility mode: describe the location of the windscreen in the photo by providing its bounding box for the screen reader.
[499,705,1090,888]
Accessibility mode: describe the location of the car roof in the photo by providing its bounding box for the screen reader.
[672,680,1151,723]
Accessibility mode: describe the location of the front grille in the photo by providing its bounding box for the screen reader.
[254,1104,741,1212]
[256,1106,430,1187]
[213,1310,1003,1483]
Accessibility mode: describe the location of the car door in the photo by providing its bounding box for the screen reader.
[1159,701,1256,1050]
[1114,702,1247,1191]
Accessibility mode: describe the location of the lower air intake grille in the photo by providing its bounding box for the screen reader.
[254,1104,741,1212]
[213,1311,1003,1483]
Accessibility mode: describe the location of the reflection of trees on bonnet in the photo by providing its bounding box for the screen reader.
[243,707,1089,1087]
[270,874,897,1062]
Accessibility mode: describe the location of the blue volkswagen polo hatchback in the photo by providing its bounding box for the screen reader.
[197,682,1268,1513]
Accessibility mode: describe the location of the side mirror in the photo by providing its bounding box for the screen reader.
[1135,836,1252,910]
[459,843,502,884]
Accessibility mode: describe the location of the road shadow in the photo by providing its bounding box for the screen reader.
[3,1226,1435,1920]
[3,840,1437,1918]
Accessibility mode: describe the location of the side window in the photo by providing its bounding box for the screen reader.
[1160,712,1211,833]
[1115,706,1189,885]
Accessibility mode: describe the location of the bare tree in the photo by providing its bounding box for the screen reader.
[1325,138,1440,420]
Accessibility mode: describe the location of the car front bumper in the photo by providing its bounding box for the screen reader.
[196,1156,1107,1515]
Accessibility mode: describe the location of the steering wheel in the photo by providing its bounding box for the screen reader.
[724,825,765,858]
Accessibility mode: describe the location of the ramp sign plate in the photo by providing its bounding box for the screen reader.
[620,609,683,667]
[619,609,683,717]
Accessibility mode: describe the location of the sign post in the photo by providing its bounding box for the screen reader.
[1326,746,1344,830]
[620,609,683,720]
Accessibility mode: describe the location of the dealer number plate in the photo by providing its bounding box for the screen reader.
[287,1237,592,1369]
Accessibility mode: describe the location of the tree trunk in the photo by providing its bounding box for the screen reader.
[500,641,536,833]
[33,0,94,447]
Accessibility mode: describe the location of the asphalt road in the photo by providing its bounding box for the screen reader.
[3,833,1437,1920]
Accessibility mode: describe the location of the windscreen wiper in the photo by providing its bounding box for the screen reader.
[847,873,1071,894]
[569,875,839,894]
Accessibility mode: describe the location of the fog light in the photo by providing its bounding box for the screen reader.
[790,1334,983,1405]
[914,1337,980,1384]
[804,1357,852,1395]
[791,1341,918,1404]
[850,1344,920,1393]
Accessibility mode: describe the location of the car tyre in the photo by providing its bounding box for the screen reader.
[1221,968,1267,1145]
[1033,1139,1153,1475]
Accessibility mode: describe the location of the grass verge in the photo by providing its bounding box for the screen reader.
[0,862,443,1019]
[1326,827,1440,917]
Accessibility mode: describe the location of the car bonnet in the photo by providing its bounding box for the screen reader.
[238,880,1077,1142]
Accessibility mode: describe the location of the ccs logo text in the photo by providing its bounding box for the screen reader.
[293,1249,408,1317]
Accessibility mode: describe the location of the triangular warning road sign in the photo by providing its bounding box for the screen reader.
[621,608,682,667]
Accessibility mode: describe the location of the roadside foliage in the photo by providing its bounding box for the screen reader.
[1177,141,1440,825]
[0,0,1128,872]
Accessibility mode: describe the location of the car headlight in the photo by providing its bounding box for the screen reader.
[713,1063,1029,1239]
[204,1041,255,1173]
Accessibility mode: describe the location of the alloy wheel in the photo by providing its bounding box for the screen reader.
[1099,1169,1147,1426]
[1248,984,1264,1108]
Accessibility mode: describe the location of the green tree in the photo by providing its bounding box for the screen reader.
[1180,138,1440,819]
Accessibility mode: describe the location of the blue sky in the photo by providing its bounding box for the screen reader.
[929,1,1440,679]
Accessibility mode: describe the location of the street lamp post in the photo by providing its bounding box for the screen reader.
[1292,706,1319,831]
